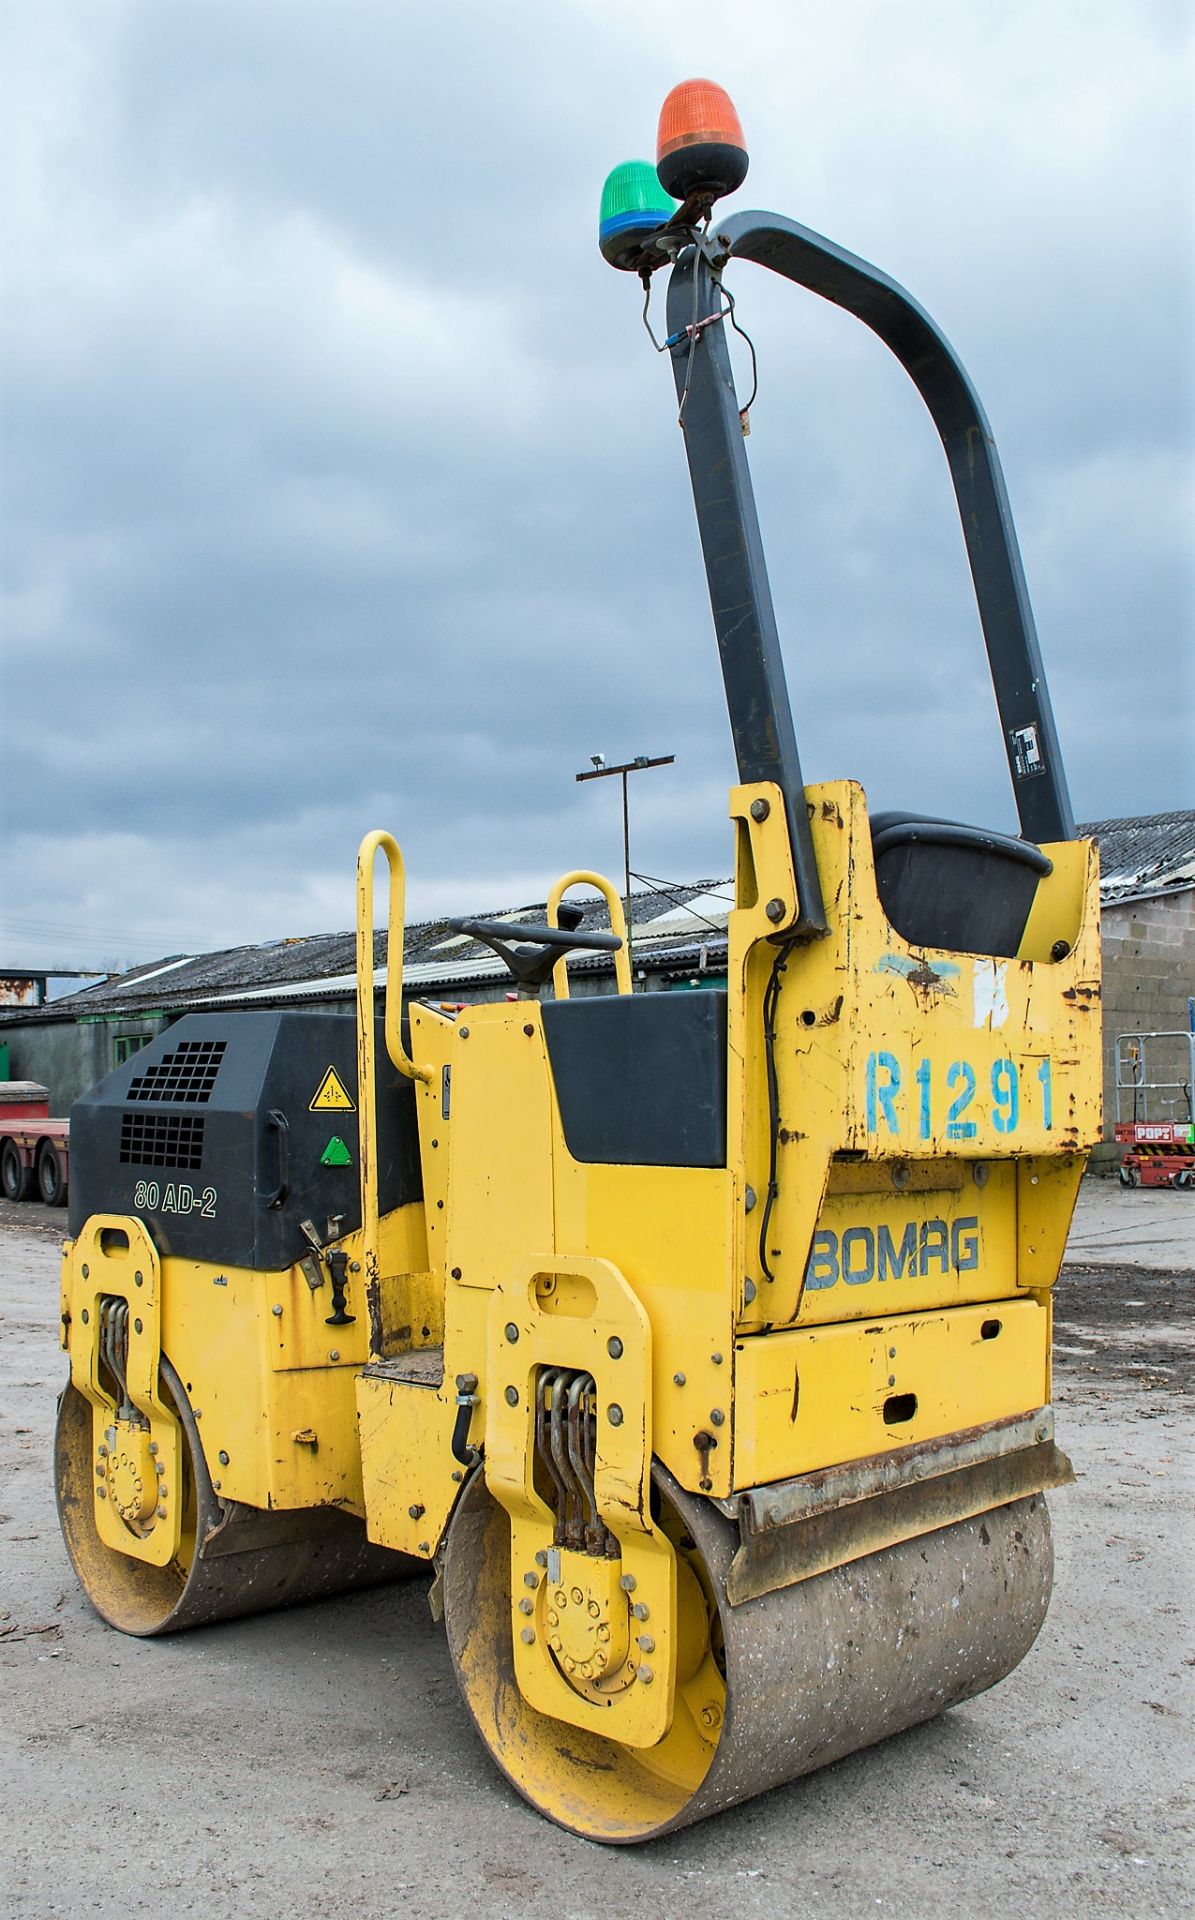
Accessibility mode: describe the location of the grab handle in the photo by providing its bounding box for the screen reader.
[263,1109,289,1210]
[356,832,432,1300]
[547,870,633,999]
[356,830,429,1086]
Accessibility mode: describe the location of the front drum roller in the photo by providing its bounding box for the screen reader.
[443,1461,1054,1843]
[56,1357,415,1636]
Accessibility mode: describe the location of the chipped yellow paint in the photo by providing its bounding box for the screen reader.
[356,1364,462,1558]
[727,780,1102,1332]
[733,1296,1050,1487]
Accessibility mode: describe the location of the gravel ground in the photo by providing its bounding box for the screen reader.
[1,1186,1192,1919]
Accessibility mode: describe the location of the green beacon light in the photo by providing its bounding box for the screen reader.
[598,159,677,270]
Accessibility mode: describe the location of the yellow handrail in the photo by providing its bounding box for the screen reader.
[356,832,432,1284]
[546,869,633,1000]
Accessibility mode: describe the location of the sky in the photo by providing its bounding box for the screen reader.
[2,0,1192,972]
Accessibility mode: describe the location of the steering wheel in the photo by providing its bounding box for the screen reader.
[445,912,622,992]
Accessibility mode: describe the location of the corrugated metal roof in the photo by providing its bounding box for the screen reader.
[7,809,1189,1029]
[1079,810,1195,905]
[5,880,732,1022]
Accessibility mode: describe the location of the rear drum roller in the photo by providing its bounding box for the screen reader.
[56,1356,413,1636]
[443,1462,1055,1843]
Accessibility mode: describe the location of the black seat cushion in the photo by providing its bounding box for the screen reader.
[870,812,1052,958]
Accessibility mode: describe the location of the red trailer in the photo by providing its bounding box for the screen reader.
[0,1082,70,1205]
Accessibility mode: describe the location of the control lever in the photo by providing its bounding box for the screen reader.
[299,1218,354,1324]
[324,1249,355,1327]
[452,1373,480,1464]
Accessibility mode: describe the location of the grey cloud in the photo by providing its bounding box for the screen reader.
[2,0,1191,967]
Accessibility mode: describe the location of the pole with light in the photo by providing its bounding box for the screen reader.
[575,753,674,976]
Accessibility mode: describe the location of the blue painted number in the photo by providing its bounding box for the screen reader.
[865,1051,1054,1136]
[1037,1057,1053,1129]
[992,1059,1020,1133]
[945,1061,977,1138]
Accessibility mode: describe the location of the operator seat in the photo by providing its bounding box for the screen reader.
[869,812,1053,958]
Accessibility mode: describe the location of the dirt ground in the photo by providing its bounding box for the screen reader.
[1,1185,1191,1919]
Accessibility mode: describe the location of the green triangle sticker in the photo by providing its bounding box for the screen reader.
[320,1136,353,1168]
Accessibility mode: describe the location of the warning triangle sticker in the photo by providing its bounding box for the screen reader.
[310,1066,355,1112]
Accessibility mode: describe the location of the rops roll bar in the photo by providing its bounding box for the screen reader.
[663,210,1076,937]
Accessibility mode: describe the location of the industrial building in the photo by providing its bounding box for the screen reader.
[0,878,731,1111]
[3,812,1191,1162]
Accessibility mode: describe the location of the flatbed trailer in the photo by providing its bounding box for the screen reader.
[0,1083,70,1205]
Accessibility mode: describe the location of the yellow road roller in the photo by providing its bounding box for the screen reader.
[56,80,1101,1841]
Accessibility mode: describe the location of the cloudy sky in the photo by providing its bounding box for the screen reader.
[2,0,1191,972]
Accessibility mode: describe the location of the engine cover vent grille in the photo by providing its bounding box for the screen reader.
[119,1113,206,1170]
[126,1040,226,1105]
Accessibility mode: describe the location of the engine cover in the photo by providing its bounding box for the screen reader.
[67,1010,421,1269]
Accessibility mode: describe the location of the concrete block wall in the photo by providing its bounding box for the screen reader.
[1094,887,1195,1167]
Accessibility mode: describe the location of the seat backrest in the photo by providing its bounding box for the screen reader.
[870,813,1052,958]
